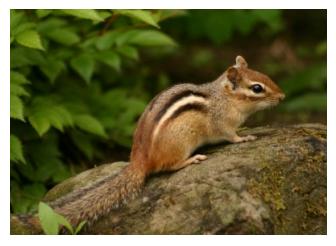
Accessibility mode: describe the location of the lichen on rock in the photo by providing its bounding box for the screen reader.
[11,124,327,235]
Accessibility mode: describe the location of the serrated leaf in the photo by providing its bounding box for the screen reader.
[61,9,103,22]
[45,28,80,46]
[28,114,50,136]
[11,71,31,85]
[27,97,73,136]
[117,30,177,47]
[10,95,24,121]
[74,114,106,137]
[10,134,26,163]
[115,10,160,28]
[11,71,30,97]
[16,30,44,50]
[95,50,121,71]
[10,84,30,97]
[38,202,59,235]
[117,46,139,60]
[70,54,95,83]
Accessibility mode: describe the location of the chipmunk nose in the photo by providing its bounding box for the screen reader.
[278,93,285,101]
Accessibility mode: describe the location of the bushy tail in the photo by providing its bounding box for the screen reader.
[10,164,145,234]
[10,214,41,234]
[51,163,146,226]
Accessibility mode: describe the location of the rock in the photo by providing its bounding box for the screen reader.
[11,124,327,234]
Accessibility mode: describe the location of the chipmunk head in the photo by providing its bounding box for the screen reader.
[221,55,285,113]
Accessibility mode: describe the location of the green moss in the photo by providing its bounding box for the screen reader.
[247,166,286,211]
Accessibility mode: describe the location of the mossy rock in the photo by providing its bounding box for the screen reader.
[11,124,326,234]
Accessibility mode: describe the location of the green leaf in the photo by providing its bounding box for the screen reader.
[11,22,37,37]
[27,97,73,136]
[61,9,103,22]
[45,28,80,46]
[74,221,86,234]
[11,71,30,97]
[22,136,69,183]
[11,71,31,85]
[28,114,50,136]
[10,134,26,163]
[117,30,177,47]
[11,182,47,213]
[23,183,47,203]
[36,10,52,19]
[39,58,65,83]
[38,202,59,235]
[10,84,29,97]
[10,10,24,31]
[70,54,95,83]
[10,95,24,121]
[152,10,187,22]
[74,114,106,137]
[16,30,44,50]
[55,214,73,234]
[10,47,46,68]
[48,106,74,131]
[95,50,121,71]
[115,10,160,28]
[95,30,120,50]
[37,18,67,34]
[117,45,139,60]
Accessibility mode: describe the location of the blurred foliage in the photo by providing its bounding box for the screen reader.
[10,9,326,214]
[166,10,284,44]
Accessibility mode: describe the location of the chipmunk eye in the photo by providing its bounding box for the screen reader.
[250,84,264,94]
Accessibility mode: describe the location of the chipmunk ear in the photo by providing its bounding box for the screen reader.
[235,55,248,68]
[226,67,240,90]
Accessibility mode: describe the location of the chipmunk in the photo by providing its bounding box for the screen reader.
[13,56,285,232]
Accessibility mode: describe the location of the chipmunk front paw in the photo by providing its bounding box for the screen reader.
[233,135,257,143]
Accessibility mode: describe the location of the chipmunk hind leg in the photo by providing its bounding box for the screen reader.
[151,113,209,172]
[168,154,208,171]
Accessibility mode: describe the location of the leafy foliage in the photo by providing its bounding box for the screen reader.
[38,202,86,234]
[10,9,179,213]
[167,10,284,45]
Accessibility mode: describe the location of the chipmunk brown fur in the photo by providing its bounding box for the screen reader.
[17,56,285,231]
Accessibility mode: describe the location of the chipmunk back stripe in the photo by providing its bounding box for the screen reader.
[152,94,208,139]
[154,90,208,122]
[168,103,207,121]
